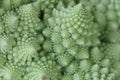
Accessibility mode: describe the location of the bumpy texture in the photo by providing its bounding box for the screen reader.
[0,0,35,16]
[80,0,120,28]
[0,0,119,80]
[0,35,15,53]
[2,11,18,33]
[48,4,100,62]
[49,3,100,46]
[80,0,120,42]
[24,59,60,80]
[11,34,40,65]
[0,63,24,80]
[17,3,43,33]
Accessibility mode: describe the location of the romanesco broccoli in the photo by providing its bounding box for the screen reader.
[0,0,119,80]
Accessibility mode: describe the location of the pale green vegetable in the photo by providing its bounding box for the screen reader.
[0,0,119,80]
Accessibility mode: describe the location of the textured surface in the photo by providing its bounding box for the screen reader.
[0,0,119,80]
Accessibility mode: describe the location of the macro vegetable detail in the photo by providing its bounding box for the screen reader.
[0,0,119,80]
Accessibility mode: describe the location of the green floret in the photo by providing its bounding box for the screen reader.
[42,40,53,52]
[62,74,73,80]
[56,52,72,67]
[47,3,100,62]
[42,27,52,38]
[16,3,43,33]
[100,43,120,60]
[90,47,104,63]
[89,63,115,80]
[24,59,61,80]
[49,3,100,48]
[11,34,40,65]
[65,61,79,74]
[100,58,111,67]
[74,46,89,60]
[2,11,18,33]
[79,59,91,72]
[73,71,84,80]
[0,63,24,80]
[74,59,115,80]
[0,34,15,53]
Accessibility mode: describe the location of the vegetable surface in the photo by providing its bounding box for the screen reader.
[0,0,120,80]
